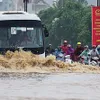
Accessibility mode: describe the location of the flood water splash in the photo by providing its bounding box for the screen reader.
[0,51,100,73]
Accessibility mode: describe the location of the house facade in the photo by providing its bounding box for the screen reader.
[17,0,50,14]
[0,0,15,11]
[0,0,50,13]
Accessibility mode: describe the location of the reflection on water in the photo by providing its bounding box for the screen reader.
[0,73,100,100]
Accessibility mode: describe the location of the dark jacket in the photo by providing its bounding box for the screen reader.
[74,46,84,56]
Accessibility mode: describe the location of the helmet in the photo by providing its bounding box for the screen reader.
[84,45,88,48]
[49,44,52,46]
[68,44,71,47]
[97,45,100,48]
[92,45,96,48]
[55,48,57,51]
[64,40,67,44]
[77,42,81,45]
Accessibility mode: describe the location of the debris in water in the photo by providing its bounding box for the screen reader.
[0,51,100,73]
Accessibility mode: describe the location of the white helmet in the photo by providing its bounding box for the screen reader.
[97,45,100,49]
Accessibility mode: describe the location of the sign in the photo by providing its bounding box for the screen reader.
[11,27,17,35]
[92,6,100,46]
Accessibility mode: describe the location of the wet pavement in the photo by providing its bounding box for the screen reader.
[0,73,100,100]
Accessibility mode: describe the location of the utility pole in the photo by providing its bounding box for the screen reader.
[23,0,29,12]
[97,0,100,6]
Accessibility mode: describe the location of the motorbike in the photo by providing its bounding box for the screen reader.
[87,52,100,66]
[56,53,72,64]
[88,57,100,66]
[56,53,65,61]
[64,55,72,64]
[79,56,89,65]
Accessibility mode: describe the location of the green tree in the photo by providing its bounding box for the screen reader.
[39,0,91,48]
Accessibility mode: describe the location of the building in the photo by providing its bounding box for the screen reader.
[0,0,50,13]
[17,0,50,14]
[0,0,15,11]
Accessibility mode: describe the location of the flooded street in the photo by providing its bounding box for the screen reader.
[0,0,99,99]
[0,51,100,100]
[0,73,100,100]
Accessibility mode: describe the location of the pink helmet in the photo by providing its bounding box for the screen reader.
[67,44,71,47]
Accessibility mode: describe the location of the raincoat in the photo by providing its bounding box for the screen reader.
[60,45,68,53]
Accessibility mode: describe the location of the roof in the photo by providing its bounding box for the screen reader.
[33,0,50,6]
[0,11,41,21]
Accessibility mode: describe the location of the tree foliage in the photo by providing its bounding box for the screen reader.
[39,0,91,48]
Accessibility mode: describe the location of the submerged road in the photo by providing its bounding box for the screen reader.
[0,73,100,100]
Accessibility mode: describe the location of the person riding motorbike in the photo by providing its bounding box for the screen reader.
[66,44,74,60]
[89,45,100,63]
[79,45,90,64]
[54,47,61,57]
[74,42,84,61]
[60,40,68,54]
[97,45,100,55]
[55,46,64,61]
[45,44,54,56]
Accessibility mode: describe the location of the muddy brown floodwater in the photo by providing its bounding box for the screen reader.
[0,51,100,73]
[0,51,100,100]
[0,73,100,100]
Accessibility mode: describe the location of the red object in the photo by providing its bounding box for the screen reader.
[92,6,100,46]
[60,45,68,53]
[92,45,96,48]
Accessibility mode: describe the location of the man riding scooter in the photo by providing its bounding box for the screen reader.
[89,45,100,66]
[45,44,54,56]
[74,42,84,61]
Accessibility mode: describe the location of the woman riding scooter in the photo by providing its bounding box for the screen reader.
[89,45,100,65]
[66,44,74,61]
[79,45,90,64]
